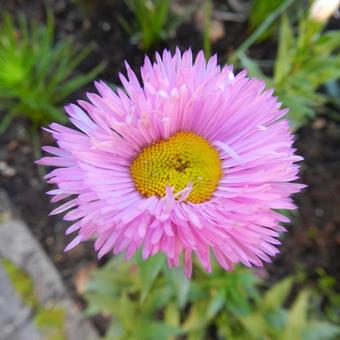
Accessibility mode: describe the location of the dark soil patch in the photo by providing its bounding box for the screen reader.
[269,118,340,283]
[0,121,98,283]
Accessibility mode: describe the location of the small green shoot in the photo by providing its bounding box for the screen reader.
[236,6,340,128]
[248,0,289,42]
[203,0,212,59]
[119,0,173,50]
[0,12,105,133]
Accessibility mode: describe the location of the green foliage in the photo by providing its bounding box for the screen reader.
[119,0,173,50]
[230,0,295,64]
[34,307,66,340]
[248,0,287,41]
[240,283,338,340]
[0,12,105,133]
[240,12,340,129]
[314,268,340,324]
[85,254,183,339]
[2,257,36,307]
[1,257,66,339]
[84,254,339,339]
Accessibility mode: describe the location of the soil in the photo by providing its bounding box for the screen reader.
[268,118,340,283]
[0,0,339,335]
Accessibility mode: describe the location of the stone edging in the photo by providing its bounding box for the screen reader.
[0,189,99,340]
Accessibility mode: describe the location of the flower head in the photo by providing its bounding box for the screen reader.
[37,49,304,277]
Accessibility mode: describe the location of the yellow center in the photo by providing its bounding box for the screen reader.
[130,132,222,203]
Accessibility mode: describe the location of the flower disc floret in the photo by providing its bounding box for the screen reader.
[130,131,222,203]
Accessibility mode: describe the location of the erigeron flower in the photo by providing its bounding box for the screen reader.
[37,49,304,277]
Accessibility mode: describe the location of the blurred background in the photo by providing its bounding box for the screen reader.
[0,0,339,339]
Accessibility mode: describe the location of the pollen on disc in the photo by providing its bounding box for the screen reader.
[130,132,222,204]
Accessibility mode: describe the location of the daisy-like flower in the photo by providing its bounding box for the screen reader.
[37,49,304,277]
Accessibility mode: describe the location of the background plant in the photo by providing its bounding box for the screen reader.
[236,4,340,128]
[118,0,174,50]
[248,0,289,41]
[84,254,339,340]
[0,12,105,133]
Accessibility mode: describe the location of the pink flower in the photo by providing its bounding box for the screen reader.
[37,49,304,277]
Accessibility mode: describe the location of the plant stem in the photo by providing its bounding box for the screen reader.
[203,0,212,59]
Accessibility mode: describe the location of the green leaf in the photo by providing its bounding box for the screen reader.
[248,0,286,41]
[302,321,340,340]
[142,285,173,313]
[105,320,124,340]
[240,313,268,338]
[139,321,183,340]
[296,17,323,51]
[239,53,267,80]
[139,253,165,303]
[55,61,106,101]
[1,257,37,308]
[34,307,66,340]
[281,290,310,340]
[182,302,209,332]
[301,57,340,85]
[274,15,295,84]
[262,277,293,312]
[314,31,340,56]
[230,0,295,64]
[206,291,226,320]
[0,110,16,134]
[164,302,180,327]
[167,267,190,308]
[266,309,288,330]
